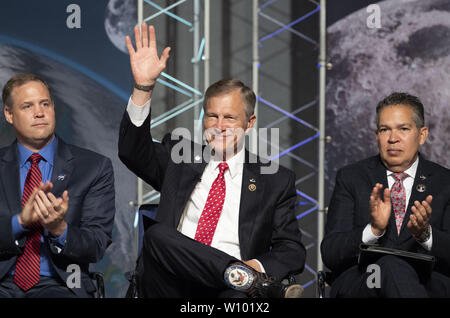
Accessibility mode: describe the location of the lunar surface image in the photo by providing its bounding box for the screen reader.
[105,0,137,54]
[326,0,450,196]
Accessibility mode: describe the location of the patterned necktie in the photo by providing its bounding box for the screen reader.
[391,172,408,235]
[194,162,229,246]
[14,153,43,291]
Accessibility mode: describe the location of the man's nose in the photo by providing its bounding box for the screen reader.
[388,130,399,143]
[33,105,45,117]
[214,117,226,131]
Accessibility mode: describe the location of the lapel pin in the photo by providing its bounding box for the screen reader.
[249,178,256,183]
[419,175,426,180]
[57,174,66,181]
[416,184,426,193]
[248,184,256,192]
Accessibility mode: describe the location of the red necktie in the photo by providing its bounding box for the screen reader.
[14,153,43,291]
[194,162,229,246]
[391,172,408,234]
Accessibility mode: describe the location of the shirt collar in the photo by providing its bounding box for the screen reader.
[18,136,58,168]
[210,146,245,179]
[386,156,419,179]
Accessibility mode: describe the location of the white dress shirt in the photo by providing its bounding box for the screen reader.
[362,157,433,250]
[126,97,265,270]
[177,146,244,260]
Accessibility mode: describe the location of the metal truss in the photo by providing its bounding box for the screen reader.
[253,0,326,295]
[133,0,210,233]
[133,0,327,297]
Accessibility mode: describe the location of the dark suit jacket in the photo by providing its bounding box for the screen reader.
[118,110,305,280]
[321,154,450,278]
[0,137,115,297]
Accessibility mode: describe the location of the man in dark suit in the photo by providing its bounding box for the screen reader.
[118,23,305,298]
[0,73,115,297]
[321,92,450,297]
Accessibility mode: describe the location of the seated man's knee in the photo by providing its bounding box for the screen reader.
[143,223,166,247]
[375,255,416,280]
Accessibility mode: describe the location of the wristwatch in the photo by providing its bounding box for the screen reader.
[416,225,431,243]
[134,82,155,92]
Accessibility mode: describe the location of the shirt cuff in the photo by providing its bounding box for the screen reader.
[126,96,151,127]
[48,227,68,248]
[11,214,29,239]
[418,226,433,251]
[362,223,385,244]
[253,259,266,274]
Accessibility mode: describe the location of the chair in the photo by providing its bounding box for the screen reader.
[89,271,105,298]
[317,270,335,298]
[136,204,159,253]
[125,204,158,298]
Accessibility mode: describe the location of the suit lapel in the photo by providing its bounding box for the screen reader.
[50,139,74,198]
[367,155,389,189]
[0,142,21,216]
[398,157,431,242]
[238,156,265,259]
[173,160,207,227]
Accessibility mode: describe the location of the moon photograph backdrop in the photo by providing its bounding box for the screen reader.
[326,0,450,197]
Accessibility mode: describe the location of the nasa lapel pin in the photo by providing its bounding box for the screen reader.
[416,184,426,193]
[248,178,256,191]
[57,174,66,181]
[419,175,427,181]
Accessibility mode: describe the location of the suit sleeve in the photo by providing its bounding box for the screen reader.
[61,157,115,263]
[118,110,171,192]
[256,171,306,279]
[320,168,365,273]
[0,215,22,257]
[430,191,450,275]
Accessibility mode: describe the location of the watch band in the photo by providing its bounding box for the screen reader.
[416,225,431,243]
[134,82,155,92]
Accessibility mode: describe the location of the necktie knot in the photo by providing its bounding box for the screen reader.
[218,162,229,174]
[392,172,408,182]
[29,153,43,165]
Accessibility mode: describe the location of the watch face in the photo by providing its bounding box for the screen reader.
[224,264,254,291]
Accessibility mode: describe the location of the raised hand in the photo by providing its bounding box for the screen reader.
[126,22,171,87]
[369,183,391,236]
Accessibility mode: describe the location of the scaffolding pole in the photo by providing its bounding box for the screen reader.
[204,0,210,91]
[136,0,144,258]
[251,0,259,154]
[317,0,327,273]
[193,0,201,143]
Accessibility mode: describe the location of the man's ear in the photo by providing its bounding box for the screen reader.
[419,126,429,146]
[246,114,256,132]
[4,105,13,125]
